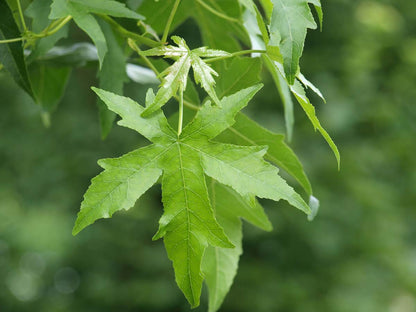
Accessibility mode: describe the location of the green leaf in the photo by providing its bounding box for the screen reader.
[297,71,326,103]
[97,20,128,139]
[202,180,271,312]
[0,0,34,98]
[73,144,164,235]
[141,36,228,116]
[263,55,294,140]
[139,0,249,52]
[50,0,142,67]
[69,11,107,68]
[29,63,71,112]
[216,113,312,195]
[290,79,340,169]
[78,84,309,307]
[269,0,318,84]
[309,0,323,30]
[26,0,69,62]
[50,0,143,19]
[215,57,262,98]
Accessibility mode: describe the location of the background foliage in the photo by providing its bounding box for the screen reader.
[1,0,416,311]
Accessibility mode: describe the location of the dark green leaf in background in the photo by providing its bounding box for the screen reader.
[217,113,312,195]
[202,180,272,312]
[0,0,34,98]
[215,57,262,98]
[28,63,71,112]
[138,0,249,51]
[50,0,143,68]
[97,20,128,139]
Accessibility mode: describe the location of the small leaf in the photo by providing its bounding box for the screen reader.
[309,0,323,30]
[298,71,326,103]
[290,80,340,169]
[0,0,34,98]
[269,0,318,84]
[29,63,71,112]
[141,37,225,116]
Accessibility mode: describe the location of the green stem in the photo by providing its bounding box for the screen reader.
[161,0,181,44]
[205,49,266,63]
[34,16,72,38]
[0,37,24,43]
[16,0,27,32]
[196,0,240,23]
[177,87,184,136]
[99,14,160,47]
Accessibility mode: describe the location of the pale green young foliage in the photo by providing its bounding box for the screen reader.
[140,36,229,117]
[74,85,310,308]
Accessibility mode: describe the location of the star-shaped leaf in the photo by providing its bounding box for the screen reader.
[74,84,310,307]
[140,36,229,117]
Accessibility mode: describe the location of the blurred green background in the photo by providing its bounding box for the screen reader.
[1,0,416,311]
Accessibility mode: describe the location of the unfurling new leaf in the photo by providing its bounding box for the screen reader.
[140,36,229,116]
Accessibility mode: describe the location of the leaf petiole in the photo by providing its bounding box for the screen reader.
[33,16,73,38]
[161,0,181,44]
[0,16,72,45]
[100,15,160,47]
[16,0,27,32]
[205,49,266,63]
[0,37,24,44]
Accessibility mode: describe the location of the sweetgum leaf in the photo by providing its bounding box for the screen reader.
[269,0,318,84]
[76,84,310,308]
[0,0,34,98]
[140,36,227,116]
